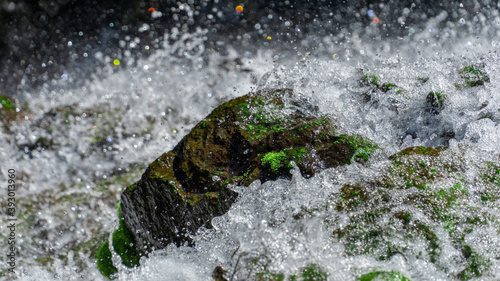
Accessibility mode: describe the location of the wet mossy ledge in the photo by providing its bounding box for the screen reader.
[330,145,500,280]
[97,89,379,277]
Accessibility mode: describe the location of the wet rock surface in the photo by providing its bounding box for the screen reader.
[120,89,377,250]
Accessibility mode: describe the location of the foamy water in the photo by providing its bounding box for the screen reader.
[2,3,500,280]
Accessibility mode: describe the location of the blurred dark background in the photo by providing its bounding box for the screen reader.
[0,0,493,96]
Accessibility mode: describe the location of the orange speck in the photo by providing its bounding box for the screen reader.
[235,5,244,13]
[373,17,379,24]
[148,7,156,12]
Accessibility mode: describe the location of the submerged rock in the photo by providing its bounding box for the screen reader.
[119,89,378,252]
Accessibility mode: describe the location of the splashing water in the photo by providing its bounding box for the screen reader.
[2,2,500,280]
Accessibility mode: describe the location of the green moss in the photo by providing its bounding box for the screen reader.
[97,202,142,278]
[328,147,497,280]
[337,183,368,211]
[113,205,141,268]
[361,74,406,95]
[482,161,500,186]
[256,272,285,281]
[261,148,309,174]
[255,264,327,281]
[456,64,490,89]
[236,102,251,115]
[358,270,410,281]
[389,146,444,159]
[0,96,15,110]
[415,223,440,263]
[459,245,491,280]
[289,264,328,281]
[96,241,118,279]
[435,183,468,208]
[364,74,381,87]
[262,151,288,173]
[426,92,446,110]
[380,83,398,92]
[336,135,379,162]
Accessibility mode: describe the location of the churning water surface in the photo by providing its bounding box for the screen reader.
[2,1,500,280]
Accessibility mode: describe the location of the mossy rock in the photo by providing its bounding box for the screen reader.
[120,89,378,253]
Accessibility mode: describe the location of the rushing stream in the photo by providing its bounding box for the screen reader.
[1,1,500,280]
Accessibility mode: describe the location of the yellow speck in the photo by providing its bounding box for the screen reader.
[266,36,271,40]
[113,59,120,66]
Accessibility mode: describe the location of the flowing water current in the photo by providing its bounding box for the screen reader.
[2,3,500,280]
